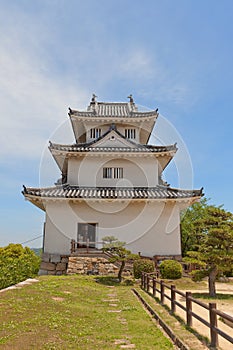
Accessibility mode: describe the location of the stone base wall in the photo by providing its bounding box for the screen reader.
[67,256,119,276]
[38,253,69,276]
[39,254,133,276]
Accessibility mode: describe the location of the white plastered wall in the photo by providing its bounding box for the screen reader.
[44,199,182,257]
[67,156,158,187]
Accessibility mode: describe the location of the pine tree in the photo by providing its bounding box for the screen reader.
[183,205,233,297]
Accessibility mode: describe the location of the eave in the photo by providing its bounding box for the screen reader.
[69,108,159,120]
[49,143,177,172]
[22,185,204,208]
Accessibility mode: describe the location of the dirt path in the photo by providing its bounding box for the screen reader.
[171,282,233,350]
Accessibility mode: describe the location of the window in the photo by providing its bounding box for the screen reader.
[103,167,123,179]
[125,128,136,139]
[90,128,101,139]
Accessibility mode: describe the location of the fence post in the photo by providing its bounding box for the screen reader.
[141,273,144,289]
[153,277,156,297]
[186,292,192,327]
[209,302,218,349]
[146,275,150,293]
[160,281,165,304]
[144,273,147,290]
[171,285,176,313]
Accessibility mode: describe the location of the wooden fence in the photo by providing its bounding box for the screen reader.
[141,272,233,349]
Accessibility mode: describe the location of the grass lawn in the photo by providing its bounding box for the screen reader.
[0,275,174,350]
[162,277,207,290]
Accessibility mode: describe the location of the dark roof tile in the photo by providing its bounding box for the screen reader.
[22,185,203,200]
[69,102,158,118]
[49,138,177,154]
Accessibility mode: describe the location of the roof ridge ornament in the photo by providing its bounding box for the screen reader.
[127,94,134,104]
[88,93,98,112]
[91,93,97,104]
[128,94,137,113]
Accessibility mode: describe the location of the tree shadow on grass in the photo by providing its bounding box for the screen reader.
[95,276,120,286]
[95,276,135,286]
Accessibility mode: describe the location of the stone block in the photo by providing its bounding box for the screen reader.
[50,254,61,263]
[40,262,56,271]
[41,253,50,262]
[56,263,67,271]
[61,257,69,263]
[76,263,85,269]
[79,257,86,262]
[38,269,48,276]
[67,262,76,268]
[48,270,56,275]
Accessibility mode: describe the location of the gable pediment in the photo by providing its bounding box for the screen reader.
[89,130,137,149]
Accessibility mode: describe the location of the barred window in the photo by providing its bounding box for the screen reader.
[90,128,101,139]
[125,128,136,139]
[103,167,123,179]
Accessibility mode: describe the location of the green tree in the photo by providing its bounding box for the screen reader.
[102,236,137,282]
[180,197,209,256]
[0,244,41,289]
[184,206,233,297]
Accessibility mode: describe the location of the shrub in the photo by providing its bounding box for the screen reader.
[0,244,41,290]
[190,269,208,282]
[159,260,182,279]
[133,258,154,279]
[224,268,233,278]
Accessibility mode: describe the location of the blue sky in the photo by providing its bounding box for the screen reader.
[0,0,233,248]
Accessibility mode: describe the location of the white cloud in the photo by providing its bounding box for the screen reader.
[112,48,191,106]
[120,50,154,77]
[0,11,89,160]
[0,3,199,164]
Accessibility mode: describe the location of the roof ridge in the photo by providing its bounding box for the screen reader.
[97,101,129,105]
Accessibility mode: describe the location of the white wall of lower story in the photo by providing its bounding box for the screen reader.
[43,200,182,257]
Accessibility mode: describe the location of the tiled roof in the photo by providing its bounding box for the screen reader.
[96,103,130,117]
[69,102,158,118]
[22,185,203,200]
[49,142,177,154]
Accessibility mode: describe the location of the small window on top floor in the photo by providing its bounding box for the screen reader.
[125,128,136,139]
[90,128,101,139]
[103,167,123,179]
